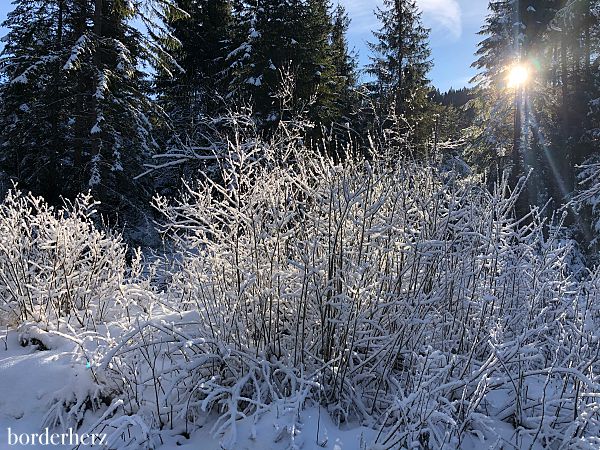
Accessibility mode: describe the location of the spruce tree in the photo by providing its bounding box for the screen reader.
[156,0,234,137]
[0,0,180,242]
[227,0,347,132]
[469,0,521,173]
[302,0,336,125]
[470,1,556,203]
[329,3,358,124]
[549,0,599,186]
[567,0,600,244]
[0,0,71,203]
[468,0,600,248]
[231,0,306,126]
[226,0,256,102]
[367,0,432,147]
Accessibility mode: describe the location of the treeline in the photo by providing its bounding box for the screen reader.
[4,0,598,249]
[0,0,464,244]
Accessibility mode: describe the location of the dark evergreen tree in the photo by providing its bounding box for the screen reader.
[548,0,599,189]
[302,0,336,125]
[430,87,473,108]
[329,3,359,126]
[226,0,351,133]
[428,87,475,146]
[229,0,306,126]
[565,0,600,245]
[470,1,558,205]
[469,0,600,246]
[0,0,71,203]
[469,0,521,173]
[367,0,432,148]
[156,0,234,138]
[0,0,180,242]
[226,0,256,102]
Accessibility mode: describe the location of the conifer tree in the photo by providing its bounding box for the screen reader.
[0,0,71,203]
[567,0,600,243]
[329,3,358,124]
[367,0,432,147]
[227,0,349,132]
[156,0,234,138]
[0,0,181,241]
[231,0,305,126]
[468,0,521,172]
[470,2,557,202]
[470,1,597,206]
[301,0,336,125]
[548,0,599,188]
[468,0,600,246]
[226,0,256,102]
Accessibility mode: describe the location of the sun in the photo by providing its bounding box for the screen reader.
[507,64,530,88]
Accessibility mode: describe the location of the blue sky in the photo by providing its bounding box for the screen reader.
[341,0,489,91]
[0,0,489,92]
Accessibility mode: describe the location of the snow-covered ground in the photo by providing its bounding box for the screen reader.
[0,329,548,450]
[0,331,83,450]
[0,329,382,450]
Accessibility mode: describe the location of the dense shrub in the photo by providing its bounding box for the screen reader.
[0,191,130,327]
[88,141,600,449]
[3,132,599,449]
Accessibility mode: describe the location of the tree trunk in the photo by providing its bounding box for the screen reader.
[584,0,591,77]
[560,25,574,195]
[73,2,87,175]
[395,0,404,118]
[44,0,66,203]
[561,29,568,133]
[57,0,63,50]
[94,0,103,39]
[91,0,104,169]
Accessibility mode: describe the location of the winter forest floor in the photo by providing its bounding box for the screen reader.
[0,331,546,450]
[0,331,543,450]
[0,330,379,450]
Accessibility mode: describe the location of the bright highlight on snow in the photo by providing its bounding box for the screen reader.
[507,64,530,88]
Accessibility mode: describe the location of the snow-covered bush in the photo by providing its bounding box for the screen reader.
[83,134,600,449]
[0,190,129,327]
[6,113,592,449]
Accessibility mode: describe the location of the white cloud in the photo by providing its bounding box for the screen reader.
[339,1,379,34]
[416,0,462,39]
